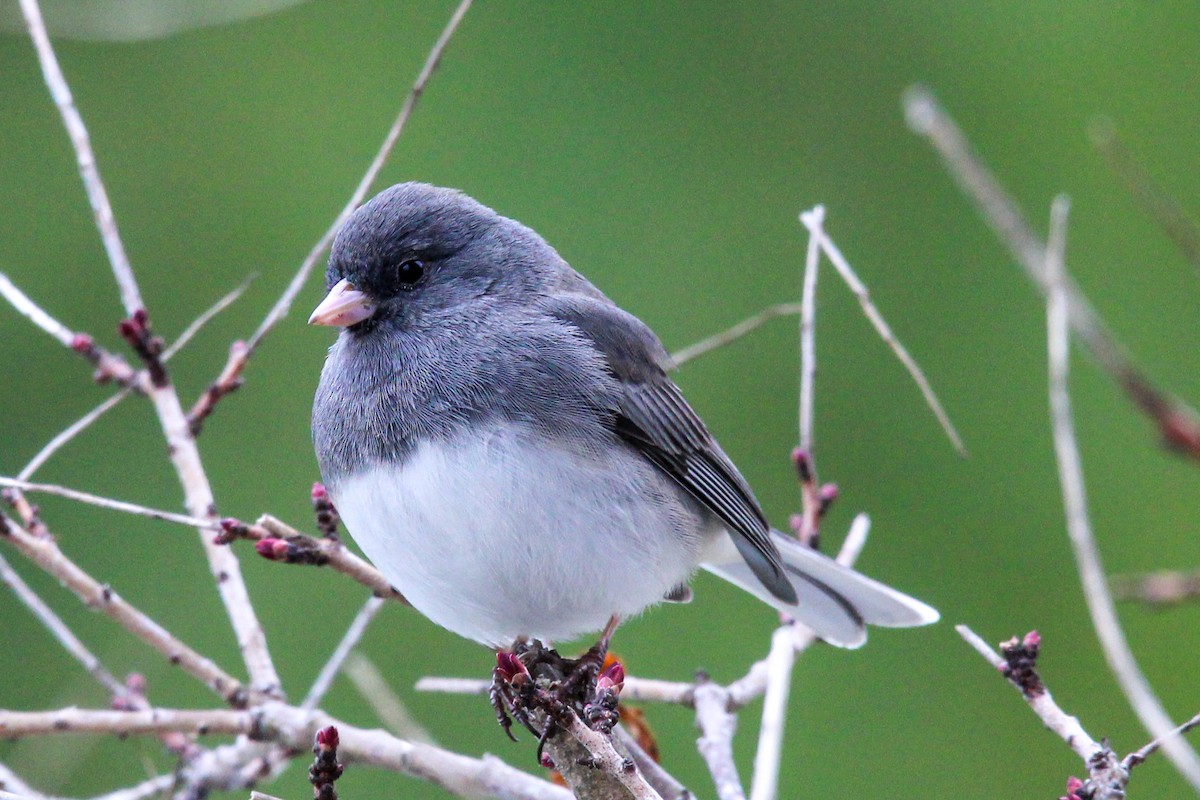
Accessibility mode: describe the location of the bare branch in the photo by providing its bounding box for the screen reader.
[905,85,1200,460]
[163,277,253,360]
[0,552,125,699]
[798,210,966,456]
[244,0,474,356]
[0,704,571,800]
[20,0,280,695]
[612,723,692,800]
[0,515,246,706]
[0,272,76,347]
[559,714,663,800]
[17,0,141,315]
[17,280,249,482]
[694,680,745,800]
[1125,709,1200,772]
[17,391,129,481]
[1043,196,1200,788]
[0,273,139,387]
[669,303,803,367]
[344,653,437,745]
[0,477,215,529]
[1089,117,1200,272]
[956,626,1102,762]
[223,514,404,602]
[798,206,822,455]
[301,596,387,712]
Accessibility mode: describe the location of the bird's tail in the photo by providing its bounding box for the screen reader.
[701,521,939,649]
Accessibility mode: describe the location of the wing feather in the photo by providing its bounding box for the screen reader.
[543,295,796,604]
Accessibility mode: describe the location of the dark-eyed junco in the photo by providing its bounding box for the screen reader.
[310,182,937,649]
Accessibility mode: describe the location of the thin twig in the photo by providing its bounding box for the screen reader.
[16,0,141,314]
[301,596,387,712]
[905,85,1200,459]
[0,273,138,387]
[798,206,822,455]
[0,515,246,706]
[1125,709,1200,772]
[21,0,281,696]
[1089,117,1200,272]
[0,272,76,347]
[17,392,129,481]
[0,551,125,699]
[17,280,250,481]
[799,209,966,456]
[163,277,253,360]
[344,653,438,745]
[244,515,405,601]
[954,625,1102,762]
[244,0,474,356]
[1043,196,1200,788]
[0,477,216,529]
[669,304,803,367]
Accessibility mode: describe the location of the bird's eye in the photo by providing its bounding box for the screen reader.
[394,258,425,289]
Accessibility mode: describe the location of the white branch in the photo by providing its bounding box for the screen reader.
[799,210,965,456]
[1043,197,1200,787]
[0,516,245,704]
[17,0,141,315]
[798,205,822,454]
[0,704,570,800]
[669,303,804,367]
[0,273,76,347]
[19,0,281,697]
[244,0,474,355]
[748,626,796,800]
[0,552,125,699]
[955,625,1101,763]
[0,477,215,529]
[694,682,745,800]
[301,595,386,712]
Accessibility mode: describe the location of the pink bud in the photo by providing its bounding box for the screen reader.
[315,725,339,750]
[596,661,625,693]
[791,448,813,481]
[255,538,288,560]
[70,333,94,353]
[1024,630,1041,649]
[495,651,529,683]
[312,483,328,502]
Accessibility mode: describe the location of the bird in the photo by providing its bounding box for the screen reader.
[310,182,938,651]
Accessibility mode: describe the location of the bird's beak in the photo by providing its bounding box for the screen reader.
[308,279,376,327]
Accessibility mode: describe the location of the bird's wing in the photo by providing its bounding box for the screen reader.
[541,294,797,604]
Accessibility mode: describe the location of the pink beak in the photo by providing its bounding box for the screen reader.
[308,279,375,327]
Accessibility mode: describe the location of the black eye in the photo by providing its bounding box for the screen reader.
[394,258,425,289]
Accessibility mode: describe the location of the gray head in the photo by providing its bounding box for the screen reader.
[310,182,568,331]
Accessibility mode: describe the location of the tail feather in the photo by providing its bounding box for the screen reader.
[702,527,938,649]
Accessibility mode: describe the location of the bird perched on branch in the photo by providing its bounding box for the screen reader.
[310,182,937,652]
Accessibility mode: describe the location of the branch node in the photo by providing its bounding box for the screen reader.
[999,630,1044,697]
[117,309,168,388]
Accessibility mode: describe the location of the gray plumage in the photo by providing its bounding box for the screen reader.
[312,182,937,648]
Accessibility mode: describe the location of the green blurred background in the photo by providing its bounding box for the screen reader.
[3,1,1200,797]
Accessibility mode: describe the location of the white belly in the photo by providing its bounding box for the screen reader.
[330,423,705,646]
